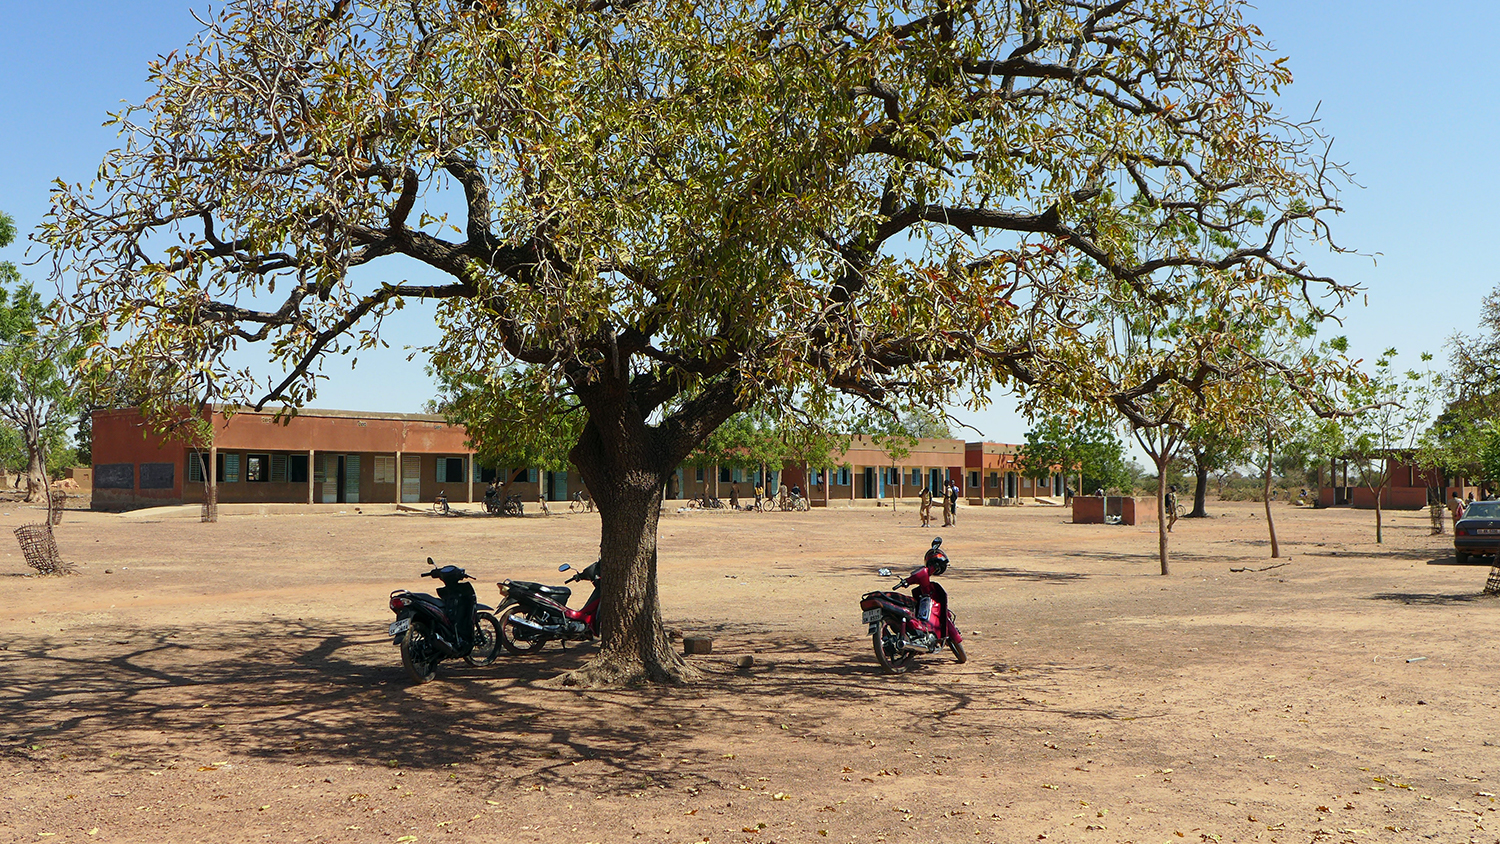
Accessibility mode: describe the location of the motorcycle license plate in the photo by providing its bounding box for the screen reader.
[388,618,410,637]
[861,608,883,624]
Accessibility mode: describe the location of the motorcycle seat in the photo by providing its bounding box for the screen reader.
[507,580,572,600]
[863,590,915,609]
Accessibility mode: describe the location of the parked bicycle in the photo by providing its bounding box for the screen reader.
[568,490,593,513]
[692,494,727,510]
[502,494,524,517]
[431,490,451,515]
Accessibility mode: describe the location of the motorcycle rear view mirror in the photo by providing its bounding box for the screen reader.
[427,557,435,565]
[558,563,572,572]
[878,568,892,577]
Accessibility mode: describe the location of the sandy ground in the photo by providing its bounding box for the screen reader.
[1,497,1497,844]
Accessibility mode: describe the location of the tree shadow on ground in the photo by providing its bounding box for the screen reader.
[824,561,1088,583]
[1366,591,1499,606]
[1426,556,1495,566]
[944,566,1087,583]
[1058,549,1235,568]
[0,618,1127,796]
[1302,546,1456,562]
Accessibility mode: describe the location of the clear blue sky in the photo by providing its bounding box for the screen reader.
[2,1,1494,444]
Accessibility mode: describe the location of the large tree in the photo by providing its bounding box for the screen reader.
[46,0,1351,684]
[1180,421,1247,517]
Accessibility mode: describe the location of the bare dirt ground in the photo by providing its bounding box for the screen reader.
[2,497,1497,844]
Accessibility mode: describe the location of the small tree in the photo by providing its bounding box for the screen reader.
[0,280,83,503]
[433,366,581,501]
[1345,350,1441,544]
[1015,414,1128,497]
[851,402,954,505]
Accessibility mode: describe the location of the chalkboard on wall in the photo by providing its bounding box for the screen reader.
[139,463,175,490]
[95,463,134,490]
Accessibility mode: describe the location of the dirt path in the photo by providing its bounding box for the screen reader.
[1,500,1496,843]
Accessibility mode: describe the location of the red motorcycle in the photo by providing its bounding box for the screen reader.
[495,561,601,654]
[860,537,967,673]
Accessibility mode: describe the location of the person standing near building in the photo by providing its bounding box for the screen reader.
[941,481,953,526]
[947,479,959,525]
[919,484,933,527]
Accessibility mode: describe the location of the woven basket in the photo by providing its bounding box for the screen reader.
[15,523,71,575]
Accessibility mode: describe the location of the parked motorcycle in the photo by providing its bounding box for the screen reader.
[860,537,967,674]
[388,559,502,683]
[495,561,601,654]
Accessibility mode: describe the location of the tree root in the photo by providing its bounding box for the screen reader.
[542,651,705,689]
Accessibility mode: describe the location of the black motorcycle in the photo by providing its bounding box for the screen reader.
[388,559,501,683]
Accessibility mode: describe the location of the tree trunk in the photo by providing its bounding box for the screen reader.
[1263,449,1279,558]
[1189,464,1209,518]
[1156,463,1169,576]
[1374,484,1384,544]
[553,419,698,687]
[24,445,47,503]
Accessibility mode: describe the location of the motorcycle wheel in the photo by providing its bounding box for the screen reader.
[949,639,968,664]
[401,623,439,684]
[498,605,545,654]
[465,612,502,667]
[872,618,914,674]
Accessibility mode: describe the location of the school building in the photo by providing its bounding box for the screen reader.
[90,406,1063,510]
[89,407,583,510]
[963,441,1066,504]
[668,434,970,506]
[670,435,1063,506]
